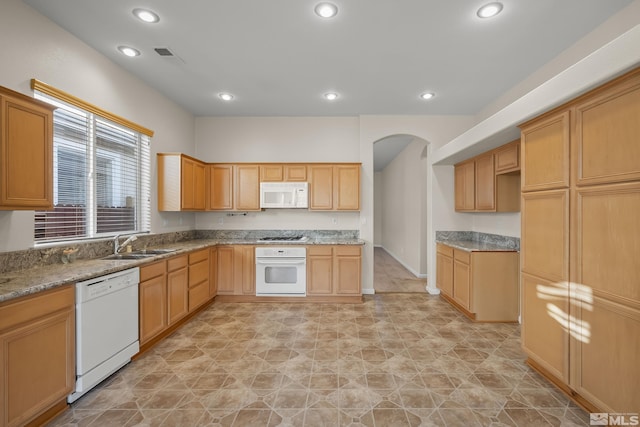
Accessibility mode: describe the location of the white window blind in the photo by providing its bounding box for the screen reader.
[34,92,150,244]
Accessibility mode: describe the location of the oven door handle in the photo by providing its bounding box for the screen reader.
[256,259,306,265]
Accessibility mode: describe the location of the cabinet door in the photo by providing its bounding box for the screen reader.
[436,251,453,297]
[570,295,640,413]
[167,267,188,325]
[454,161,475,211]
[334,165,360,210]
[309,165,333,210]
[284,164,307,181]
[189,250,210,311]
[193,161,206,210]
[0,286,74,427]
[453,255,471,310]
[209,247,218,298]
[334,246,361,295]
[181,157,196,210]
[521,273,569,383]
[233,245,255,295]
[573,76,640,186]
[260,164,284,181]
[216,246,235,294]
[474,153,495,211]
[235,165,260,210]
[207,164,233,210]
[495,140,520,174]
[521,190,569,282]
[520,110,570,192]
[139,275,167,344]
[307,246,333,295]
[0,90,54,209]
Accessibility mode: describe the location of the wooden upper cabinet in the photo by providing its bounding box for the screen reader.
[259,164,307,182]
[284,164,307,181]
[207,164,233,210]
[181,157,205,210]
[334,164,360,210]
[157,153,206,211]
[520,110,570,192]
[0,86,55,210]
[454,161,475,211]
[309,165,334,210]
[474,153,495,211]
[235,164,260,211]
[495,140,520,174]
[573,75,640,186]
[260,164,284,182]
[309,164,361,211]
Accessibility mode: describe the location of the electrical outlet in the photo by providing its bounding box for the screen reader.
[331,217,337,225]
[217,217,224,225]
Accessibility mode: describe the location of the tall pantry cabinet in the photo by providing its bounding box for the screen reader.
[519,67,640,413]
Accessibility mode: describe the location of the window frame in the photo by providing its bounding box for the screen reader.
[31,79,153,245]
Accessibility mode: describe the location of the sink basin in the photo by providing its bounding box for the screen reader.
[132,249,177,255]
[101,253,155,260]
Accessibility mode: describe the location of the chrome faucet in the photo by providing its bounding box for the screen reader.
[113,234,139,254]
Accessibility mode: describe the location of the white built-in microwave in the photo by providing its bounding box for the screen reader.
[260,182,308,209]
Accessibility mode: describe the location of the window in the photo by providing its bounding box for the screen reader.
[32,82,151,244]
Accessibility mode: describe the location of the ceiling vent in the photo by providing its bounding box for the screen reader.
[154,47,174,56]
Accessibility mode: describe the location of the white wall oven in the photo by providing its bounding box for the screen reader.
[255,247,306,296]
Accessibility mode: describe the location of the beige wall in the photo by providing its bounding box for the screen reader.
[0,0,196,252]
[378,139,428,277]
[373,173,383,246]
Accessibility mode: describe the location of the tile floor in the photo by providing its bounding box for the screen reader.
[48,294,590,426]
[374,248,427,293]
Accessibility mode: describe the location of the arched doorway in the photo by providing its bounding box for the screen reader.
[373,134,429,292]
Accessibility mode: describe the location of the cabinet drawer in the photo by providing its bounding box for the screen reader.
[308,245,332,256]
[189,260,209,287]
[0,285,74,331]
[140,260,165,282]
[334,246,361,256]
[436,244,453,257]
[189,248,209,264]
[167,254,187,272]
[188,281,209,311]
[454,249,470,264]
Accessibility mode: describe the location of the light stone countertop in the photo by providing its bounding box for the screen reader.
[436,239,518,252]
[0,237,364,303]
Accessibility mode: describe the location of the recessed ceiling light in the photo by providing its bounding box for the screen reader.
[315,2,338,18]
[132,8,160,23]
[477,2,503,18]
[218,93,234,101]
[117,46,140,57]
[324,92,339,101]
[420,92,435,100]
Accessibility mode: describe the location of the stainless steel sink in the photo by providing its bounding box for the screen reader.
[132,249,177,255]
[101,253,155,260]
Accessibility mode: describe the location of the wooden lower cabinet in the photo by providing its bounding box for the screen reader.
[307,246,333,295]
[435,244,453,297]
[0,285,75,427]
[188,249,210,311]
[570,296,640,412]
[521,273,569,383]
[215,245,255,295]
[307,245,362,297]
[139,264,167,344]
[167,255,188,325]
[140,250,213,349]
[209,247,218,298]
[436,244,519,322]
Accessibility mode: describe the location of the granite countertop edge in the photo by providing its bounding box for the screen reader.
[0,238,365,303]
[435,238,519,253]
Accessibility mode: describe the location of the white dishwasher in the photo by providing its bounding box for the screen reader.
[68,267,140,403]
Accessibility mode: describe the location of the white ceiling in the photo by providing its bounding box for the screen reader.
[22,0,633,168]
